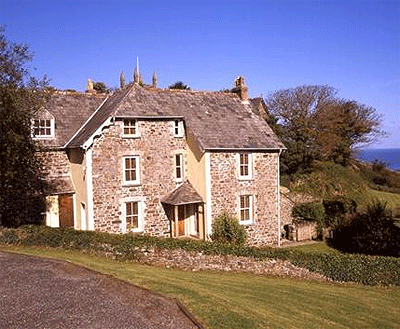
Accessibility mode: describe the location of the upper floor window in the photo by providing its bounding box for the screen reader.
[175,153,183,182]
[239,153,252,180]
[123,156,140,185]
[173,120,184,137]
[32,118,54,138]
[239,195,253,225]
[123,119,139,137]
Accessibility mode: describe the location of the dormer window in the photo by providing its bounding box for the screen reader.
[32,109,55,139]
[32,119,55,138]
[123,119,139,137]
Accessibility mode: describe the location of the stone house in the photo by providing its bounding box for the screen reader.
[34,77,285,246]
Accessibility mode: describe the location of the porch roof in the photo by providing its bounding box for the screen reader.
[161,181,203,206]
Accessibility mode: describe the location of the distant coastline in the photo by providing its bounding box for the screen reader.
[355,148,400,171]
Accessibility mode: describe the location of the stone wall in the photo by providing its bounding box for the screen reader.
[91,119,187,235]
[209,152,280,246]
[36,149,71,180]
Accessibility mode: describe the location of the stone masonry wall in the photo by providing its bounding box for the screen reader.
[210,152,279,246]
[91,119,187,235]
[36,150,71,180]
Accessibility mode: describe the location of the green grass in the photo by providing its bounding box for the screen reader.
[2,246,400,329]
[283,241,340,255]
[366,189,400,210]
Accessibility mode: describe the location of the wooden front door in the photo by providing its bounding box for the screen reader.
[58,194,74,228]
[178,205,185,236]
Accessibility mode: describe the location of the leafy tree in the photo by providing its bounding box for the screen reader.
[314,100,382,165]
[264,85,383,176]
[168,81,191,90]
[0,27,47,227]
[93,81,110,93]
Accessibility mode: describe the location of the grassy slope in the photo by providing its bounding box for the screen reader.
[291,161,400,211]
[367,189,400,210]
[2,246,400,329]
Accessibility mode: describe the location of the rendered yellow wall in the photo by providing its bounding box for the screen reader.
[186,130,206,201]
[68,148,86,230]
[186,130,206,239]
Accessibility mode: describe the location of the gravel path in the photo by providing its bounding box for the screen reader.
[0,252,200,329]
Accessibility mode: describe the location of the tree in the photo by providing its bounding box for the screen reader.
[0,27,47,227]
[264,85,383,176]
[314,100,382,165]
[168,81,191,90]
[92,81,110,93]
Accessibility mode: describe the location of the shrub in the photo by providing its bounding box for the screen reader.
[328,201,400,257]
[292,202,325,237]
[211,212,246,246]
[292,202,325,221]
[323,197,357,227]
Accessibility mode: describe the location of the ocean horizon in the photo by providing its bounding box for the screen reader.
[355,148,400,171]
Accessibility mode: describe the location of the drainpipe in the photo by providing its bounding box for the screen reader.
[277,149,282,247]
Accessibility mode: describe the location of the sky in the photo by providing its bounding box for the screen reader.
[1,0,399,148]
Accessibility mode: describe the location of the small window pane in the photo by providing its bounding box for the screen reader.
[240,195,252,223]
[175,154,182,180]
[126,201,139,230]
[124,119,137,136]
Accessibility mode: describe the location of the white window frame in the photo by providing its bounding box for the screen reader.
[123,119,139,138]
[238,153,253,180]
[123,155,140,185]
[123,200,144,233]
[173,119,184,137]
[175,153,183,182]
[239,195,253,225]
[32,118,55,138]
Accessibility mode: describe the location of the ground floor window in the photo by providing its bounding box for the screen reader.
[239,195,253,225]
[125,201,142,232]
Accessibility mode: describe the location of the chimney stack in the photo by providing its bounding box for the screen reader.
[232,76,248,101]
[86,79,94,93]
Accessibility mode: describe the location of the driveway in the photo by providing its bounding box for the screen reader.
[0,252,200,329]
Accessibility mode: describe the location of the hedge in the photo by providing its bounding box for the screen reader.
[1,225,399,285]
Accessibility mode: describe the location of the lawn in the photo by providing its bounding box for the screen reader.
[2,246,400,329]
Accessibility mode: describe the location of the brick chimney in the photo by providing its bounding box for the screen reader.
[232,76,248,101]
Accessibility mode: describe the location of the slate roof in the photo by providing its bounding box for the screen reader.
[43,176,75,195]
[161,181,203,205]
[37,92,106,148]
[66,84,285,151]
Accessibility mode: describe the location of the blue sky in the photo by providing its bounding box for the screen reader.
[1,0,399,148]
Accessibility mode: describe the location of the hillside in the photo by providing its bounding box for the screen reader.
[288,159,400,216]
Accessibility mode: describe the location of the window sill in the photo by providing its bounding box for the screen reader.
[122,182,141,187]
[239,220,254,226]
[238,176,254,181]
[122,134,141,139]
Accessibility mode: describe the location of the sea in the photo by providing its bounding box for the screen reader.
[356,148,400,171]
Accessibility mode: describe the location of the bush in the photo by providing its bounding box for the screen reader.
[328,201,400,257]
[211,212,246,246]
[292,202,325,221]
[323,197,357,227]
[292,202,325,237]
